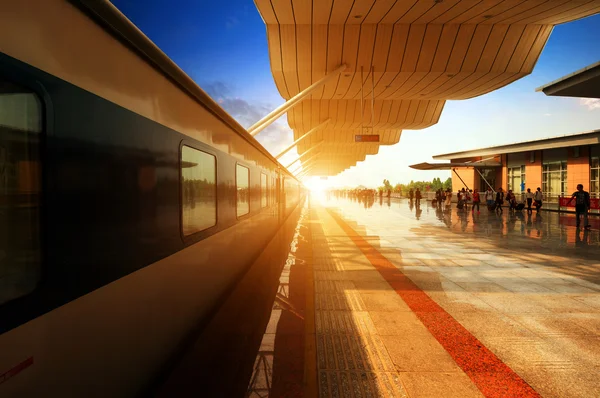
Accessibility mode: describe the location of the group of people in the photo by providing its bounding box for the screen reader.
[407,188,423,205]
[432,184,593,230]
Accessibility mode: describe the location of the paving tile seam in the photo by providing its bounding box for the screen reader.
[326,208,543,398]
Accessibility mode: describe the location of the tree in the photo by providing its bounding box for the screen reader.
[443,177,452,190]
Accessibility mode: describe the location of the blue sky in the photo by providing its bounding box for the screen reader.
[112,1,600,188]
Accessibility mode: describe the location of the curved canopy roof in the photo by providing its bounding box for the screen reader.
[255,0,600,176]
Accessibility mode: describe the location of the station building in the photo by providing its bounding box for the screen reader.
[433,129,600,205]
[420,60,600,209]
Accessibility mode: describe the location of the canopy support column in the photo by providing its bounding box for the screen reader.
[452,168,470,191]
[290,151,320,174]
[285,141,323,169]
[275,119,329,159]
[248,65,347,136]
[473,167,495,192]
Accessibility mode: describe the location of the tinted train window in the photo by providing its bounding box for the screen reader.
[236,164,249,217]
[261,173,268,208]
[181,146,216,236]
[0,81,42,305]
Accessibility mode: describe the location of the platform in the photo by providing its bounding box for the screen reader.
[247,195,600,398]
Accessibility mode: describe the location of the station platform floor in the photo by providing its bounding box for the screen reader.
[247,195,600,398]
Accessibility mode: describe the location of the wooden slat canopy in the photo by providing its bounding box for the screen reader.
[255,0,600,176]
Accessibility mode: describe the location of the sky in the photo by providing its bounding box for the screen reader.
[112,0,600,189]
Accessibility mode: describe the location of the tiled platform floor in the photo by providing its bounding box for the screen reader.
[310,195,600,398]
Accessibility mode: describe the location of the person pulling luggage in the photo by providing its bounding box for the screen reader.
[568,184,591,229]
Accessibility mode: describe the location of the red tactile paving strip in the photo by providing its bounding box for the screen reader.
[327,209,542,398]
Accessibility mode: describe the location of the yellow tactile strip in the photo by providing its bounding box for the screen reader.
[310,207,408,398]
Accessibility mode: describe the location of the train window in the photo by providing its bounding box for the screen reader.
[236,164,249,217]
[261,173,268,208]
[0,81,42,305]
[181,146,216,236]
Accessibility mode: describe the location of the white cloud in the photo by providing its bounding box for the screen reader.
[580,98,600,110]
[544,113,551,116]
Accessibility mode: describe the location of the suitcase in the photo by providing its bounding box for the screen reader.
[515,203,525,211]
[487,203,496,211]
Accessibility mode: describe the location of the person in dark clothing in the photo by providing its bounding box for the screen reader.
[495,188,504,213]
[409,188,414,202]
[415,188,422,205]
[568,184,591,229]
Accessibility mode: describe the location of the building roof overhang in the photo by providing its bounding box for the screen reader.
[536,61,600,99]
[410,162,501,170]
[433,129,600,160]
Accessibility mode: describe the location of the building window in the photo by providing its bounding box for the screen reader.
[508,166,526,194]
[478,168,496,191]
[542,161,567,202]
[0,81,42,305]
[236,164,249,217]
[181,146,216,236]
[261,173,268,208]
[591,156,599,199]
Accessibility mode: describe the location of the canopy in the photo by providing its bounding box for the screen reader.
[410,162,501,170]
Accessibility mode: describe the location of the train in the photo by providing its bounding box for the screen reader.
[0,0,304,395]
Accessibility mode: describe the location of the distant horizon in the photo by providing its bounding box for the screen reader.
[112,1,600,188]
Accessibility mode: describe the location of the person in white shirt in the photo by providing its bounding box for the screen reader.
[485,188,495,208]
[525,188,534,213]
[534,187,543,213]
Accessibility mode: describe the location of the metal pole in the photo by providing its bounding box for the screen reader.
[248,65,347,136]
[452,168,470,191]
[296,163,317,177]
[275,119,329,159]
[295,162,316,174]
[474,167,495,192]
[289,151,320,174]
[285,141,323,169]
[360,66,364,135]
[371,65,375,134]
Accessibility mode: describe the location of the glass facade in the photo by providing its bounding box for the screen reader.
[542,161,567,202]
[591,156,599,199]
[478,168,496,191]
[508,166,526,194]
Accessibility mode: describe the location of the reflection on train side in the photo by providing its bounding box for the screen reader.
[181,146,217,235]
[0,81,42,306]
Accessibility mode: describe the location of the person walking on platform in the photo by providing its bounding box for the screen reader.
[525,188,534,214]
[506,189,516,212]
[534,187,543,213]
[409,188,414,202]
[465,189,472,211]
[485,187,495,209]
[472,189,480,214]
[495,188,504,213]
[415,188,422,206]
[445,189,452,208]
[568,184,591,229]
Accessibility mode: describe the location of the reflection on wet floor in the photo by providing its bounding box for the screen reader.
[247,206,308,397]
[336,194,600,250]
[165,194,599,397]
[317,194,600,397]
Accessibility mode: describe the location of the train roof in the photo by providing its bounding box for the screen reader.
[70,0,296,179]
